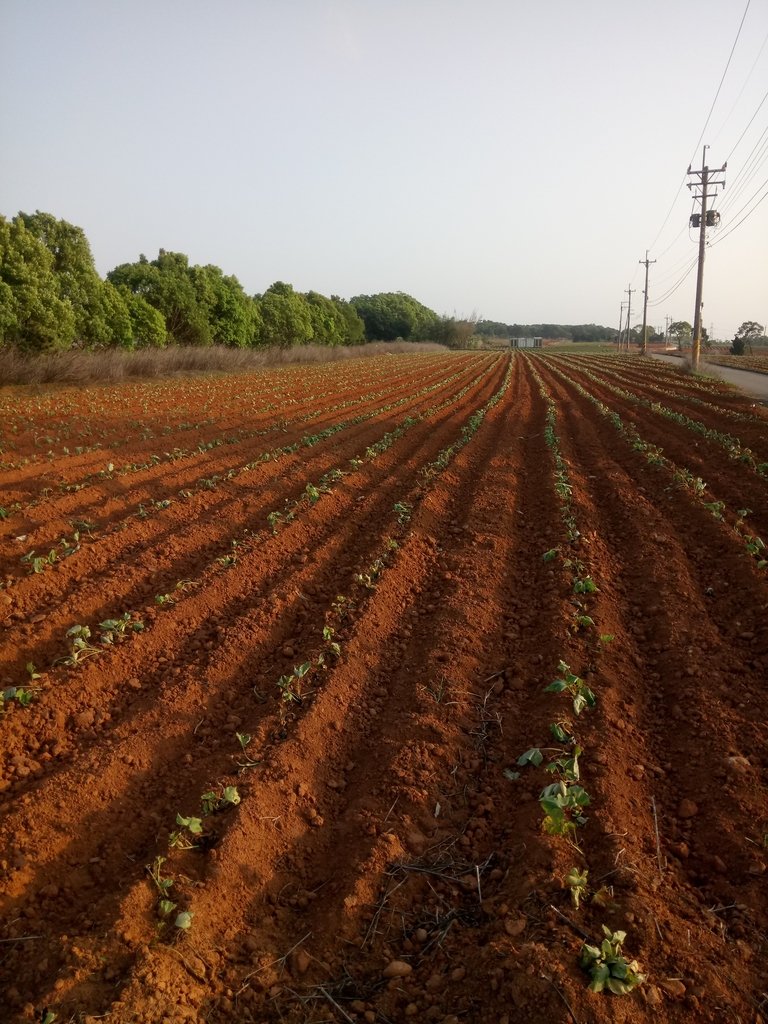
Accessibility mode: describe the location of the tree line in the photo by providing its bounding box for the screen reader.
[475,321,617,342]
[0,211,476,353]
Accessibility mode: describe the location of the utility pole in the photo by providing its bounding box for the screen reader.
[624,285,634,352]
[617,301,626,349]
[639,250,656,356]
[665,314,671,349]
[687,146,726,370]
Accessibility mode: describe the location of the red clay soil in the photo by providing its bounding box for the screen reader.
[0,352,767,1024]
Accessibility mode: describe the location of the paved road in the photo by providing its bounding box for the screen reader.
[650,353,768,403]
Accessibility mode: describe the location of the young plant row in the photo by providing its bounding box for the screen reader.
[6,364,500,728]
[4,362,490,588]
[542,360,768,572]
[0,352,441,464]
[146,783,242,935]
[556,358,768,476]
[525,360,606,644]
[505,657,645,996]
[147,363,514,936]
[559,354,762,425]
[1,357,474,520]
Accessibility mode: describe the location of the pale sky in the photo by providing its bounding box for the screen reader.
[2,0,766,339]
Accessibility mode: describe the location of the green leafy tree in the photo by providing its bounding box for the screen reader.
[331,296,366,345]
[109,251,212,346]
[116,286,167,347]
[0,214,76,351]
[304,290,347,346]
[668,321,692,348]
[732,320,765,355]
[192,264,260,347]
[255,282,313,348]
[350,292,438,341]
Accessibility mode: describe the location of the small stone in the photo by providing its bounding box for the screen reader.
[643,984,663,1006]
[414,928,428,944]
[382,960,412,979]
[724,755,750,776]
[660,979,686,998]
[293,950,310,974]
[504,917,526,937]
[677,799,698,819]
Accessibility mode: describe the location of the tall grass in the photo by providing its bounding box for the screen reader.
[0,341,448,387]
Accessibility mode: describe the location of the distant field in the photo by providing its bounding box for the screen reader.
[1,351,767,1023]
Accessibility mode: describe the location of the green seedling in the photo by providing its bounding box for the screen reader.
[704,500,725,520]
[322,625,341,658]
[579,925,645,995]
[40,1012,56,1024]
[0,686,34,710]
[155,593,174,607]
[573,577,599,595]
[175,911,194,930]
[158,898,177,917]
[217,554,237,568]
[236,732,261,768]
[539,780,590,841]
[393,501,413,524]
[549,722,575,744]
[599,634,615,646]
[169,814,203,849]
[517,747,544,768]
[575,615,595,630]
[304,483,321,503]
[566,866,589,910]
[147,855,174,896]
[200,786,241,815]
[26,662,42,681]
[542,548,559,562]
[99,613,144,645]
[62,624,101,664]
[545,661,596,715]
[546,745,582,783]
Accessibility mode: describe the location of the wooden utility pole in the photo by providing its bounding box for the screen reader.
[624,285,634,352]
[617,301,626,349]
[639,250,656,356]
[687,146,726,370]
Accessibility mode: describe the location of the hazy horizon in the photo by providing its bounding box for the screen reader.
[2,0,766,340]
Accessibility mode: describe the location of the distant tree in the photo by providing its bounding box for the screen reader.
[304,290,347,346]
[732,320,765,355]
[668,321,692,348]
[109,250,214,346]
[256,282,313,348]
[0,214,77,351]
[350,292,438,341]
[330,296,366,345]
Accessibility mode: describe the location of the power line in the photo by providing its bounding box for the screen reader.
[645,0,752,254]
[710,177,768,246]
[648,256,699,307]
[719,126,768,212]
[715,27,768,151]
[725,86,768,162]
[687,0,752,166]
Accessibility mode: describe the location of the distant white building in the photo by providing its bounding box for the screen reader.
[510,337,542,348]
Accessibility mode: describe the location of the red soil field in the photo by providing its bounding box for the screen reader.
[1,351,767,1024]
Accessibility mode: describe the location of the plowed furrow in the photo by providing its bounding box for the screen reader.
[0,360,513,1020]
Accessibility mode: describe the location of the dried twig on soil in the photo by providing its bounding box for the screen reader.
[235,931,313,996]
[317,985,355,1023]
[549,903,590,940]
[651,795,664,879]
[542,973,580,1024]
